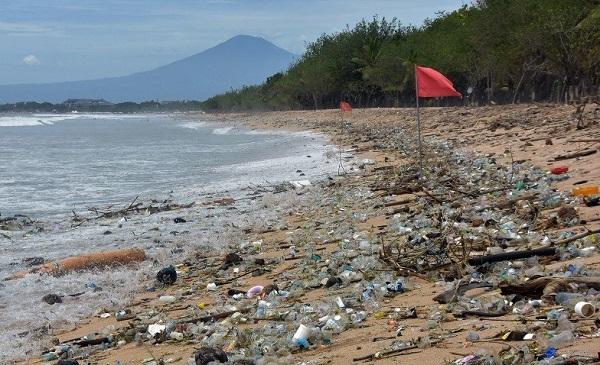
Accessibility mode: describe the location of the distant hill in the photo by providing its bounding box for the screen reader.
[0,35,296,103]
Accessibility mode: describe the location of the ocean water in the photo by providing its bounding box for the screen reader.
[0,113,337,361]
[0,113,331,217]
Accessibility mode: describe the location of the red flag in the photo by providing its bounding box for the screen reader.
[416,66,461,98]
[340,101,352,112]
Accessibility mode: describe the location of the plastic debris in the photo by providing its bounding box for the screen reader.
[156,265,177,285]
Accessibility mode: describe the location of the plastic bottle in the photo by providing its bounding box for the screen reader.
[512,300,533,315]
[466,332,480,342]
[555,315,575,332]
[170,331,184,341]
[350,311,367,323]
[256,300,268,318]
[321,327,333,344]
[41,352,59,361]
[554,292,584,308]
[159,295,176,303]
[545,331,574,348]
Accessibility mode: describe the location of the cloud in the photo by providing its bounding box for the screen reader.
[0,21,52,34]
[22,54,40,66]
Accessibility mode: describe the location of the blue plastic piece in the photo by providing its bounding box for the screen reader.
[544,347,557,359]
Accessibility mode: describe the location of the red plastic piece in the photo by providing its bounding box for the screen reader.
[550,166,569,175]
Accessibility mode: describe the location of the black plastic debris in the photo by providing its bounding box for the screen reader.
[156,265,177,285]
[57,360,80,365]
[22,257,45,267]
[194,346,228,365]
[42,294,62,305]
[222,252,243,269]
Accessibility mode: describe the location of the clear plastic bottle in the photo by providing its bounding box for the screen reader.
[554,292,585,308]
[321,327,333,344]
[545,331,575,348]
[255,300,268,319]
[350,311,367,324]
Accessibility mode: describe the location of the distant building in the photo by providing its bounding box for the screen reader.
[62,99,113,107]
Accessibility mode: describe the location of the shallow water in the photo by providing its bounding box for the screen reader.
[0,113,337,362]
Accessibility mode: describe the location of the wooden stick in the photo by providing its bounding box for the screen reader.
[353,339,442,362]
[554,149,597,161]
[566,139,600,143]
[180,307,252,324]
[215,268,260,285]
[553,228,600,246]
[467,247,557,266]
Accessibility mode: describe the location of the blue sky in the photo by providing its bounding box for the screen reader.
[0,0,467,84]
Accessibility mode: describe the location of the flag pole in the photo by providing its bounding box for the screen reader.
[415,64,423,178]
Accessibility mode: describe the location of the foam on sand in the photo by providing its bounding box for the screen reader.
[178,121,208,129]
[211,126,234,135]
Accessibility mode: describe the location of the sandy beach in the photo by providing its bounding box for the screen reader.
[14,103,600,365]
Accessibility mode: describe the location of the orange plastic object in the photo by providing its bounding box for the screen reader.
[5,248,146,280]
[572,185,599,197]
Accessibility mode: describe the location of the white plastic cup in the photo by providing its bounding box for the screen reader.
[574,302,595,318]
[292,324,310,341]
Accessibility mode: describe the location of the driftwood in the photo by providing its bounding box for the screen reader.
[456,310,509,318]
[554,149,597,161]
[73,336,111,347]
[553,228,600,246]
[493,192,538,210]
[567,139,600,143]
[353,339,442,362]
[181,307,252,324]
[72,195,195,227]
[215,268,261,285]
[56,335,112,348]
[499,276,600,298]
[433,281,493,304]
[468,247,557,266]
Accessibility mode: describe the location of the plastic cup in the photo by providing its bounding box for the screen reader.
[292,324,310,341]
[574,302,595,317]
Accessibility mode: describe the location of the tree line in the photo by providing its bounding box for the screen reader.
[0,100,204,113]
[202,0,600,112]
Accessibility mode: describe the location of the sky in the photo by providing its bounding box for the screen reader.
[0,0,468,85]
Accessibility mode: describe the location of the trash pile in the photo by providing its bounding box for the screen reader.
[34,121,600,365]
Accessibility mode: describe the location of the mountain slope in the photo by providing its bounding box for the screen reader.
[0,35,296,103]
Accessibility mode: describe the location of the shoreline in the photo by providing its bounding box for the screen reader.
[14,104,600,364]
[1,116,341,364]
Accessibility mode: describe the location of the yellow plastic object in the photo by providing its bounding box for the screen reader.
[373,311,387,319]
[572,185,599,196]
